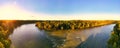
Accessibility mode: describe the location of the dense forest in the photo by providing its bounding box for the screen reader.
[36,20,115,31]
[108,22,120,48]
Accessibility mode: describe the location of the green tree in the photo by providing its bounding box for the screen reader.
[0,42,4,48]
[108,23,120,48]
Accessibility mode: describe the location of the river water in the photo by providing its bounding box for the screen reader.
[9,24,115,48]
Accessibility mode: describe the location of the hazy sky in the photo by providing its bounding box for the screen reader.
[0,0,120,14]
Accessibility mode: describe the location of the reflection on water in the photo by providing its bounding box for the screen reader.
[9,24,115,48]
[77,24,115,48]
[10,24,52,48]
[48,24,115,48]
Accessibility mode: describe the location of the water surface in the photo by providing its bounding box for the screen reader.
[10,24,52,48]
[10,24,115,48]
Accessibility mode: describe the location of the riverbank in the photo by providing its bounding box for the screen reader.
[108,22,120,48]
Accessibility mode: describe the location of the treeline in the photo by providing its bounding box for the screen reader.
[108,23,120,48]
[36,20,114,31]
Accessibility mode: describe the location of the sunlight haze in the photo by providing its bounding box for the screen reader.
[0,0,120,20]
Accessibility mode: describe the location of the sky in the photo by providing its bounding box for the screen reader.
[0,0,120,20]
[0,0,120,14]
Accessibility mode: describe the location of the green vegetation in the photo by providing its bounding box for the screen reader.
[0,22,13,48]
[36,20,114,31]
[108,23,120,48]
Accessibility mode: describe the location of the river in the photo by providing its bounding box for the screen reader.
[9,24,115,48]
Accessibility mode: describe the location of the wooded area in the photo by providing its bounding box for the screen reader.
[36,20,114,31]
